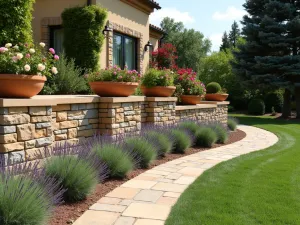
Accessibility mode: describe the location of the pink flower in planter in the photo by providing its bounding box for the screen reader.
[54,55,59,60]
[114,72,117,75]
[12,56,18,62]
[26,54,31,58]
[0,47,8,53]
[49,48,55,55]
[118,76,123,79]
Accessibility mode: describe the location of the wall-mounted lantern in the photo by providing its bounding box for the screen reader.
[102,25,112,37]
[144,41,153,52]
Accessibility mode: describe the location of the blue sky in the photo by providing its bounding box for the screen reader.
[150,0,247,52]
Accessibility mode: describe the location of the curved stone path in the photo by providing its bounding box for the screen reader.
[74,125,278,225]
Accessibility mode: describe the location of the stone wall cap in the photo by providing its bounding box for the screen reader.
[99,96,146,103]
[0,95,100,107]
[145,97,178,102]
[199,101,230,105]
[175,104,217,111]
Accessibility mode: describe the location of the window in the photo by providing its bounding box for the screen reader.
[113,32,137,70]
[49,26,64,54]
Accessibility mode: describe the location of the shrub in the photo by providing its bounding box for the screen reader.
[44,155,99,202]
[62,5,107,72]
[248,98,265,115]
[264,91,284,113]
[87,65,141,82]
[212,124,228,144]
[92,144,133,179]
[42,53,88,95]
[178,121,199,137]
[151,43,178,69]
[123,137,157,168]
[142,68,174,88]
[0,163,63,225]
[195,127,217,147]
[228,118,238,131]
[0,0,35,44]
[206,82,222,94]
[145,131,172,158]
[170,129,192,154]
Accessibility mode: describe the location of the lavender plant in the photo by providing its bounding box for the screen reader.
[0,162,63,225]
[144,131,172,158]
[44,144,105,202]
[169,129,192,154]
[228,117,238,131]
[210,124,228,144]
[195,127,218,147]
[123,137,157,168]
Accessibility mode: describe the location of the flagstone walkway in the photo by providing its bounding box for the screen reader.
[74,125,278,225]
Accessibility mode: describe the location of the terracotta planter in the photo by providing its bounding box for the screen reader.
[181,95,203,105]
[0,74,47,98]
[89,81,139,97]
[141,86,176,97]
[205,94,229,101]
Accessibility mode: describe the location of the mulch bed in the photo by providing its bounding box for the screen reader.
[49,129,246,225]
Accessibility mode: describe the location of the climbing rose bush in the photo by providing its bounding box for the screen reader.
[87,65,142,83]
[0,42,59,77]
[151,43,178,70]
[175,68,206,96]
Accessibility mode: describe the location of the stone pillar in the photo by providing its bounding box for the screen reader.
[98,97,145,139]
[142,97,177,126]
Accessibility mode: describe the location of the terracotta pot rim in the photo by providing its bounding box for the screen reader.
[89,81,139,85]
[141,85,176,89]
[206,93,229,96]
[0,74,47,81]
[181,95,203,97]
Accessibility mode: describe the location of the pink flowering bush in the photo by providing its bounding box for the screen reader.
[141,68,175,88]
[174,68,206,97]
[87,65,141,83]
[0,42,59,77]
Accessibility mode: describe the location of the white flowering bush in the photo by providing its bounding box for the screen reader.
[0,42,59,77]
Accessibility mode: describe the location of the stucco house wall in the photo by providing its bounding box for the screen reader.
[32,0,159,74]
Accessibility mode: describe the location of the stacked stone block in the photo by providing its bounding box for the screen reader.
[99,101,142,139]
[142,97,177,126]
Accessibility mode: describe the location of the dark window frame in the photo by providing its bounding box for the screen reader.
[113,31,138,70]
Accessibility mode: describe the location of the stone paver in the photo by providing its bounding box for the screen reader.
[73,211,119,225]
[122,203,171,220]
[134,190,164,202]
[74,125,278,225]
[106,187,141,199]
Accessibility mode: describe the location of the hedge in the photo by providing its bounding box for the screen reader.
[62,5,107,72]
[0,0,35,45]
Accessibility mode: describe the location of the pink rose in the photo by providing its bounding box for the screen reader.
[49,48,55,55]
[114,72,117,75]
[0,47,8,53]
[26,54,31,58]
[12,56,18,62]
[54,55,59,60]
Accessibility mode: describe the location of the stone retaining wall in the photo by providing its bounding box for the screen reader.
[176,103,228,125]
[0,96,229,165]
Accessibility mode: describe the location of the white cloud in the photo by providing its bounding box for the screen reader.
[209,33,223,52]
[212,6,246,21]
[150,8,195,27]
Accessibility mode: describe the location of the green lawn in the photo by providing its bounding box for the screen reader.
[165,115,300,225]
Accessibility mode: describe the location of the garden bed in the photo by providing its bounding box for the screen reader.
[49,129,246,225]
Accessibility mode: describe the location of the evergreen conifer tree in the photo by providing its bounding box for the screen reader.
[229,21,241,48]
[233,0,300,118]
[220,32,231,51]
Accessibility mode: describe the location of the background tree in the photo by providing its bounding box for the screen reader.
[232,0,300,118]
[220,32,231,51]
[160,17,211,72]
[0,0,35,44]
[229,21,241,48]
